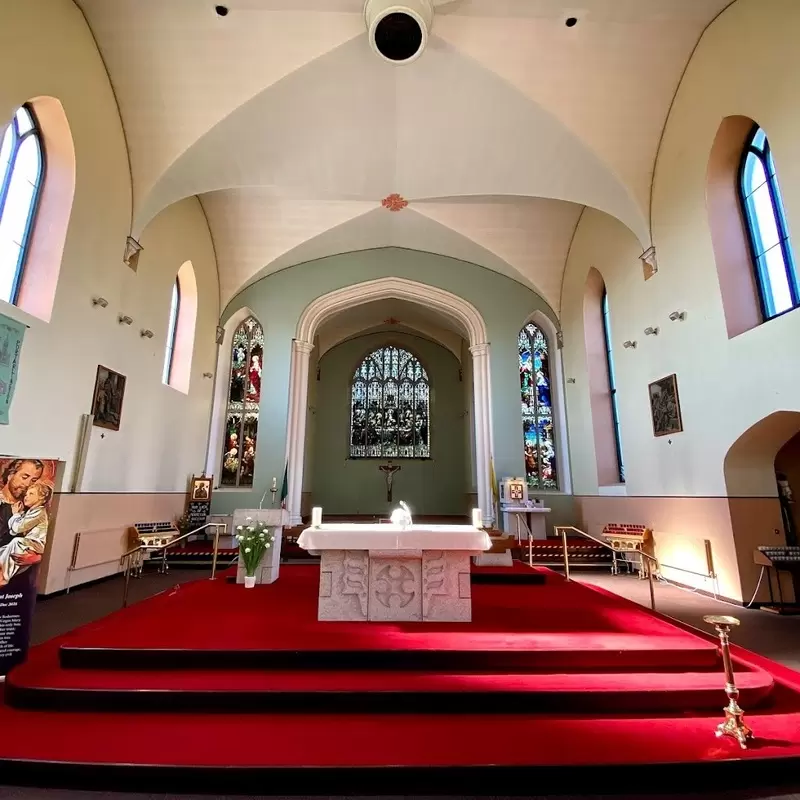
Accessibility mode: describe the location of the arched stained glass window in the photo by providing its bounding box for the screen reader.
[350,346,430,459]
[739,126,799,320]
[519,323,557,489]
[0,105,45,304]
[220,317,263,486]
[162,279,180,385]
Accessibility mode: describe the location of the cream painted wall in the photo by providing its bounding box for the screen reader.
[1,0,220,592]
[561,0,800,601]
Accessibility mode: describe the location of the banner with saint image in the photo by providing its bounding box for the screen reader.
[0,313,26,425]
[0,457,58,675]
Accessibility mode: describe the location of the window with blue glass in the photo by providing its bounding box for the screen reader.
[519,323,557,490]
[162,279,180,384]
[739,126,799,320]
[0,105,45,304]
[602,291,624,483]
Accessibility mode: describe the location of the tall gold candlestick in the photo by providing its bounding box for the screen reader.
[703,615,754,749]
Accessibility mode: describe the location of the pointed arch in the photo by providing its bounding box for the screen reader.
[163,260,198,392]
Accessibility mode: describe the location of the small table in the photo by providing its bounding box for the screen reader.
[502,506,551,542]
[297,524,492,623]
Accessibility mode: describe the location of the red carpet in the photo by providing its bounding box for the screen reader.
[3,564,800,793]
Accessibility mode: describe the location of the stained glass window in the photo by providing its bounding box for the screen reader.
[350,346,430,459]
[0,105,45,304]
[519,323,557,489]
[739,126,799,320]
[220,317,263,486]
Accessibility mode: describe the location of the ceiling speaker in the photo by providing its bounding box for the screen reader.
[364,0,434,65]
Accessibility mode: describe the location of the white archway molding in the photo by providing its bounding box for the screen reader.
[205,305,261,484]
[522,310,572,496]
[285,277,495,526]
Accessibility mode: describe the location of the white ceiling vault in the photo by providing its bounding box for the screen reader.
[76,0,735,311]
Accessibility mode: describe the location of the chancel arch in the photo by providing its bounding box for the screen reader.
[286,277,493,526]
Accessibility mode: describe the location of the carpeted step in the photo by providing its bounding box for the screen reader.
[58,631,720,672]
[6,661,774,714]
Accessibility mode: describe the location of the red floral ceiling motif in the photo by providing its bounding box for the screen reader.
[381,193,408,212]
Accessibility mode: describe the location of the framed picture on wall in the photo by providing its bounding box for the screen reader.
[648,373,683,437]
[90,365,127,431]
[190,475,212,502]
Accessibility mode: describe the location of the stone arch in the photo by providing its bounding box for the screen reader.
[285,277,494,526]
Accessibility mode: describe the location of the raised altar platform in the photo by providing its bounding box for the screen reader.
[296,523,492,622]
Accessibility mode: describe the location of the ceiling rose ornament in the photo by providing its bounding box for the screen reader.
[381,193,408,212]
[364,0,434,65]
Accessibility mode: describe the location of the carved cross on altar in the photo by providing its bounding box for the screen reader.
[379,461,401,503]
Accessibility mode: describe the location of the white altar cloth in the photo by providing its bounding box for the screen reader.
[298,524,492,623]
[297,524,492,553]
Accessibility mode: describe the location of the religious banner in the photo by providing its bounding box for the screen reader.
[0,456,58,675]
[0,313,26,425]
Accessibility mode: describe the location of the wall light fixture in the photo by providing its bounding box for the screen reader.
[644,326,660,336]
[92,297,108,308]
[118,314,133,326]
[622,340,637,349]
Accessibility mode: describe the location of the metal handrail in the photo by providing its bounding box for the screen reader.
[554,525,659,611]
[121,522,228,607]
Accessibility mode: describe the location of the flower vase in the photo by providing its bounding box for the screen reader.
[244,575,256,589]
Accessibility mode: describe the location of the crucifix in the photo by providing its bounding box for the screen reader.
[379,461,401,503]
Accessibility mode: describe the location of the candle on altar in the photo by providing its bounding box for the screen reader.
[472,508,483,528]
[271,476,277,491]
[311,507,323,527]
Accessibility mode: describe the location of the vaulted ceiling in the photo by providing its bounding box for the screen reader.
[76,0,735,310]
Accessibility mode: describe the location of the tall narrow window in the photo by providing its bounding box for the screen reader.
[519,323,557,489]
[602,292,624,482]
[162,279,180,384]
[0,105,45,304]
[350,346,430,458]
[220,317,263,486]
[739,126,799,320]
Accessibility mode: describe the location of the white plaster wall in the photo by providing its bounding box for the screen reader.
[1,0,219,494]
[563,0,800,501]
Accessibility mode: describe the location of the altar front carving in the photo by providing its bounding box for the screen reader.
[297,524,491,623]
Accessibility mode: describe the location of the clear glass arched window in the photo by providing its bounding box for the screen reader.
[602,291,624,482]
[0,105,45,304]
[162,279,180,384]
[350,346,430,458]
[519,323,557,489]
[220,317,263,487]
[739,126,799,320]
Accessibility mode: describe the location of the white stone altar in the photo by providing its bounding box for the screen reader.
[297,524,492,623]
[233,508,287,585]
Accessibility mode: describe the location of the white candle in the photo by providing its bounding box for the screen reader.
[311,506,323,527]
[271,476,277,491]
[472,508,483,528]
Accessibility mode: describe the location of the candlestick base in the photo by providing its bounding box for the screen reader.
[715,701,754,749]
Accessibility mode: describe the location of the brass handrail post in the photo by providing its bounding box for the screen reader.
[561,527,571,581]
[647,557,656,611]
[210,523,223,580]
[122,554,132,608]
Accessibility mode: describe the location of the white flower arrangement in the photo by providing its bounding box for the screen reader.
[236,518,276,578]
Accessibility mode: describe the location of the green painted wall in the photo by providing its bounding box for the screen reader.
[310,332,466,516]
[211,248,560,516]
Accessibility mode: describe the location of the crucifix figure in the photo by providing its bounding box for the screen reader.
[379,461,401,503]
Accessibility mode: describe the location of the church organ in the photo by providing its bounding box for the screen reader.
[753,546,800,614]
[602,523,655,579]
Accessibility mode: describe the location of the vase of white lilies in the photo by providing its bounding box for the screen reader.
[236,518,275,588]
